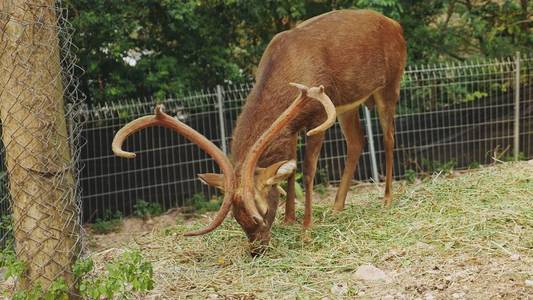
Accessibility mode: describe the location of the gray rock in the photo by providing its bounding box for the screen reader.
[355,264,391,282]
[330,282,348,296]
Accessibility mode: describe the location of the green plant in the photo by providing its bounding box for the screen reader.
[185,193,222,214]
[0,248,25,279]
[134,199,163,219]
[12,280,69,300]
[0,248,68,300]
[91,209,123,234]
[314,183,328,197]
[404,169,417,184]
[315,168,330,187]
[3,250,154,299]
[421,159,456,174]
[501,151,526,162]
[0,214,14,246]
[76,250,154,299]
[468,161,481,169]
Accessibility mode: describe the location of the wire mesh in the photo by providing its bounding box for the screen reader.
[0,0,85,295]
[78,55,532,223]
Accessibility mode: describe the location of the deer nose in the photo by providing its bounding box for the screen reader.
[252,214,265,227]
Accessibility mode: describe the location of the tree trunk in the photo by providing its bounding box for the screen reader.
[0,0,79,292]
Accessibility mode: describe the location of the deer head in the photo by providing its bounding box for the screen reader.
[112,83,336,254]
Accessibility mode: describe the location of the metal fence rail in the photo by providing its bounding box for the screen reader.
[75,55,532,222]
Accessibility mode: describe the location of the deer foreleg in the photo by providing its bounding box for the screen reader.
[333,109,365,211]
[374,88,398,207]
[303,132,325,229]
[284,134,298,224]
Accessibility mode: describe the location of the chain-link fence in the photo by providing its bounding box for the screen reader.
[77,54,532,222]
[0,0,84,295]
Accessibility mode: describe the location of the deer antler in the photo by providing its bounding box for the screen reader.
[112,105,235,236]
[239,83,336,225]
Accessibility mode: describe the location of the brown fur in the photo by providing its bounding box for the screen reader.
[232,9,405,167]
[221,9,405,249]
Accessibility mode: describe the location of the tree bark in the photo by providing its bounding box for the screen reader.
[0,0,79,292]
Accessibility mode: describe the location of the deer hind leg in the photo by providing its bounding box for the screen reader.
[333,109,365,211]
[303,132,325,229]
[284,134,298,224]
[374,86,399,207]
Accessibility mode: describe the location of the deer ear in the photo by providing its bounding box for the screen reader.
[198,173,225,190]
[262,160,297,185]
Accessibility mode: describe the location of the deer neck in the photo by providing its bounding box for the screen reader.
[230,87,296,168]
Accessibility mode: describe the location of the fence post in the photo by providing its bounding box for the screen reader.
[513,52,520,161]
[363,106,380,182]
[216,85,228,154]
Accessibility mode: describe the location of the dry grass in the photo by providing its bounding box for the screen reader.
[90,161,533,299]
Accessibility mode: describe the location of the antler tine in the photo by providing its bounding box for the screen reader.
[239,83,336,225]
[305,85,336,136]
[112,105,235,235]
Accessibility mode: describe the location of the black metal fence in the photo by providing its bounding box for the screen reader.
[2,55,532,224]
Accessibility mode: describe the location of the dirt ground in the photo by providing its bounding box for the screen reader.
[82,162,533,299]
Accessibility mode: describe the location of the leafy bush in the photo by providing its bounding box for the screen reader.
[185,193,222,214]
[76,250,154,299]
[421,159,456,174]
[134,200,163,219]
[404,169,417,184]
[1,248,154,299]
[91,210,123,234]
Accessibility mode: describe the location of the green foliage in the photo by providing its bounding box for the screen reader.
[3,250,154,299]
[468,161,481,169]
[314,183,328,197]
[12,280,69,300]
[91,209,123,234]
[0,248,25,279]
[65,0,530,103]
[316,168,330,186]
[0,248,69,300]
[185,193,222,214]
[77,250,154,299]
[73,257,94,279]
[0,216,13,247]
[502,151,526,162]
[404,168,417,184]
[134,199,163,218]
[421,159,457,174]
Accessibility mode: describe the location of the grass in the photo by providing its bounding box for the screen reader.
[91,161,533,298]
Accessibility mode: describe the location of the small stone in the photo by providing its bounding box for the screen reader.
[510,253,520,261]
[382,295,395,300]
[452,292,465,299]
[513,224,523,234]
[395,293,407,300]
[146,294,161,300]
[330,282,348,296]
[525,279,533,287]
[207,294,219,300]
[3,276,15,289]
[355,264,391,282]
[424,292,435,300]
[415,242,434,250]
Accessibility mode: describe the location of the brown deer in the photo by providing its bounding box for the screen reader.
[112,9,406,254]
